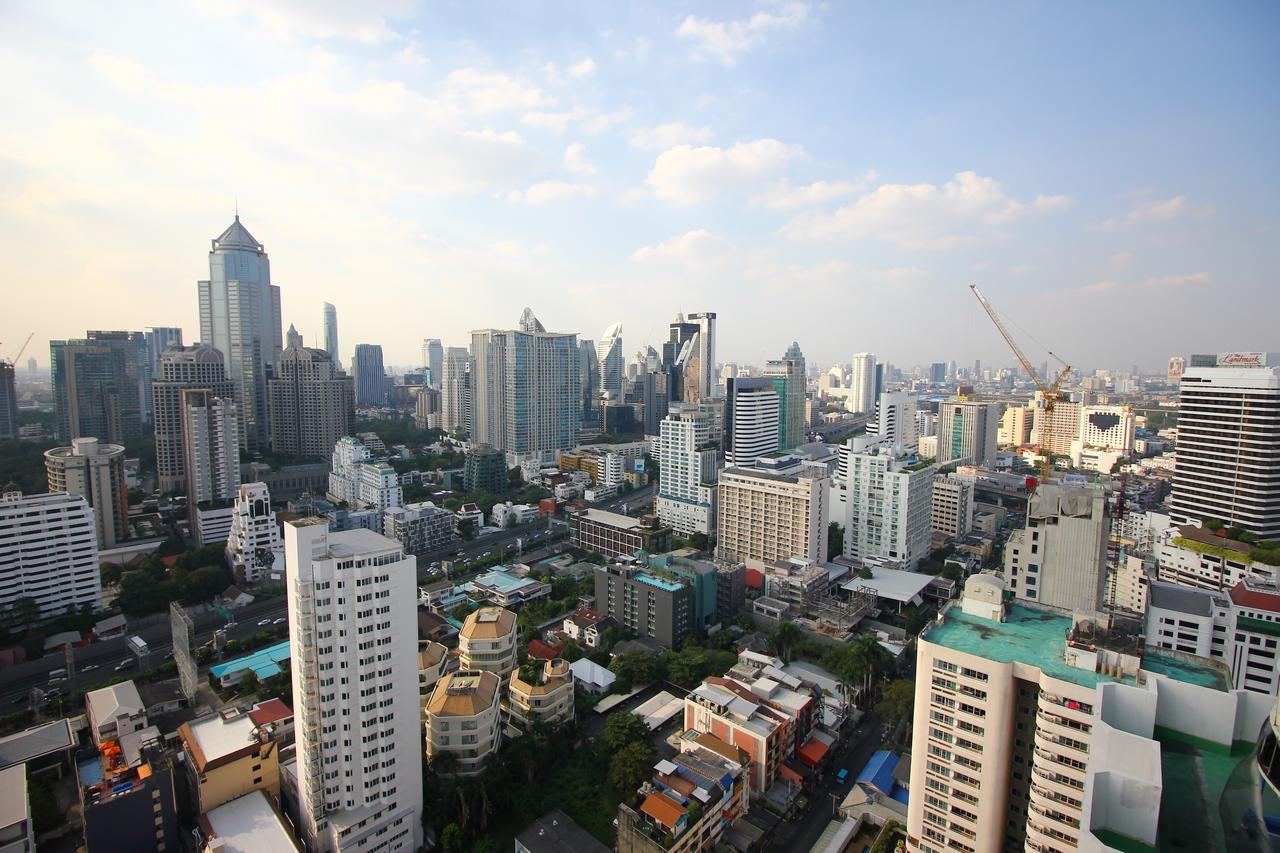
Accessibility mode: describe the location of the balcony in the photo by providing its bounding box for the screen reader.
[1029,801,1081,831]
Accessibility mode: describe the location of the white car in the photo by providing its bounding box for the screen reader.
[258,618,272,626]
[82,664,99,672]
[273,617,287,625]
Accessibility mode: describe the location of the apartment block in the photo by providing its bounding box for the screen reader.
[178,705,281,813]
[152,344,235,494]
[616,740,749,853]
[425,671,502,776]
[0,488,102,618]
[835,437,935,570]
[571,509,673,558]
[458,607,518,683]
[226,482,282,585]
[931,475,975,540]
[45,437,128,550]
[716,460,828,566]
[328,436,403,512]
[594,561,695,649]
[268,344,354,459]
[383,501,456,556]
[508,658,574,732]
[655,402,719,537]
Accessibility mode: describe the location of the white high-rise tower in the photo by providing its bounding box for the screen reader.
[598,322,624,402]
[286,518,422,853]
[323,303,340,370]
[849,352,877,415]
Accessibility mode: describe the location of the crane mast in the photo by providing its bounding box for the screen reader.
[969,284,1071,484]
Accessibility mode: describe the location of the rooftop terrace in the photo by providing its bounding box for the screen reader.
[923,603,1229,691]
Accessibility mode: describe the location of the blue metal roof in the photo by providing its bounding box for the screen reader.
[209,640,291,681]
[856,750,899,797]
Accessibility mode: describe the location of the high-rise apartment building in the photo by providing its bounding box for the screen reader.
[323,303,340,370]
[655,402,719,537]
[763,342,806,451]
[598,322,624,402]
[1003,484,1109,613]
[931,474,975,540]
[470,309,580,459]
[180,388,241,506]
[144,327,184,374]
[594,561,696,649]
[352,344,386,407]
[849,353,877,416]
[937,400,998,468]
[875,390,919,451]
[1171,352,1280,539]
[1031,394,1081,457]
[458,606,518,683]
[44,437,127,550]
[998,401,1034,448]
[197,216,282,454]
[424,671,502,776]
[716,459,829,565]
[422,338,443,389]
[284,519,423,853]
[328,436,402,512]
[723,377,779,467]
[0,487,102,618]
[907,573,1268,853]
[835,437,935,569]
[50,335,145,443]
[225,482,281,585]
[0,362,17,441]
[268,343,354,459]
[440,346,472,437]
[153,345,235,494]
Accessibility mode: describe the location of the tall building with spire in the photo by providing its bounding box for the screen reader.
[197,215,282,454]
[663,312,717,404]
[322,303,339,369]
[598,322,624,402]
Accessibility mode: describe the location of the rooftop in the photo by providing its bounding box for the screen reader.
[635,573,684,593]
[841,566,933,604]
[203,789,300,852]
[576,508,642,529]
[0,719,75,771]
[324,527,404,560]
[469,569,546,595]
[0,764,28,828]
[924,603,1229,691]
[181,709,262,770]
[427,670,500,717]
[515,808,609,853]
[460,606,517,640]
[209,641,291,681]
[86,681,144,729]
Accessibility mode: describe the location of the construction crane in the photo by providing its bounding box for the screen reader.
[969,285,1071,485]
[2,332,33,368]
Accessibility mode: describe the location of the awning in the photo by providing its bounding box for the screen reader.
[797,735,831,766]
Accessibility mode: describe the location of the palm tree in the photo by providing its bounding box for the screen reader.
[769,621,803,663]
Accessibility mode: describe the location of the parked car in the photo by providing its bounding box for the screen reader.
[835,768,850,784]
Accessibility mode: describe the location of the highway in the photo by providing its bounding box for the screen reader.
[0,484,656,708]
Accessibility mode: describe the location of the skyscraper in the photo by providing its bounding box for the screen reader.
[874,390,919,451]
[763,342,806,451]
[180,388,241,507]
[0,362,17,441]
[655,402,719,537]
[937,399,998,468]
[322,303,340,369]
[723,377,779,467]
[440,346,473,437]
[470,308,580,458]
[285,519,422,853]
[153,345,235,494]
[849,352,876,415]
[930,361,947,384]
[0,487,102,618]
[836,437,935,568]
[197,215,282,454]
[663,312,717,404]
[422,338,443,389]
[44,437,128,550]
[598,322,624,402]
[579,339,600,432]
[352,344,386,407]
[1171,352,1280,539]
[268,343,354,459]
[50,333,146,443]
[144,327,184,374]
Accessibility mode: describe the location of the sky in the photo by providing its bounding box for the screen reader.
[2,1,1277,374]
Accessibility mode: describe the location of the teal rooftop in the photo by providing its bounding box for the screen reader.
[924,603,1229,692]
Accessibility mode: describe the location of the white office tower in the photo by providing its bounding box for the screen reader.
[226,482,281,584]
[440,347,472,437]
[470,308,580,458]
[153,345,235,494]
[328,437,403,512]
[181,389,241,506]
[197,215,282,454]
[0,486,102,617]
[44,437,127,550]
[849,353,877,415]
[937,400,998,468]
[323,303,340,369]
[285,519,422,853]
[597,322,624,402]
[1004,484,1109,612]
[907,573,1273,853]
[655,402,719,536]
[1171,352,1280,539]
[724,378,779,467]
[422,339,443,389]
[875,391,918,451]
[835,437,935,569]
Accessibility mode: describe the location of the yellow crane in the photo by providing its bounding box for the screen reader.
[969,284,1071,485]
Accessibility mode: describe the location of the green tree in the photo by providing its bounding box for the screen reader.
[609,741,654,794]
[600,711,650,753]
[457,518,476,540]
[608,652,662,687]
[769,621,803,663]
[902,606,929,636]
[440,822,465,852]
[877,678,915,723]
[827,522,845,561]
[3,597,40,630]
[182,564,231,605]
[238,671,260,695]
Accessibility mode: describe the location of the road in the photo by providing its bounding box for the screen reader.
[0,486,656,706]
[770,712,885,852]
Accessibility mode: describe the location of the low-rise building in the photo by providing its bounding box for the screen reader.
[459,607,518,683]
[569,658,617,694]
[571,509,673,558]
[200,789,300,852]
[85,681,147,746]
[561,607,613,649]
[756,557,829,608]
[79,728,180,853]
[1157,524,1277,591]
[467,568,551,608]
[425,671,502,776]
[594,561,696,649]
[0,764,35,853]
[508,658,574,732]
[516,809,609,853]
[683,677,790,794]
[491,501,540,529]
[179,705,281,814]
[616,742,749,853]
[384,500,457,556]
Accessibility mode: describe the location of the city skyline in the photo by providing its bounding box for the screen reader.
[3,2,1278,372]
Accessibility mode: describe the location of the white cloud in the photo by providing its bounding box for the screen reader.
[783,171,1071,249]
[567,57,597,78]
[512,181,598,204]
[646,138,805,205]
[445,68,548,114]
[562,142,597,176]
[675,3,812,65]
[395,43,427,65]
[1145,272,1212,288]
[752,173,877,209]
[631,229,731,265]
[521,106,631,134]
[1100,195,1216,230]
[195,0,415,44]
[1053,281,1119,297]
[629,122,714,150]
